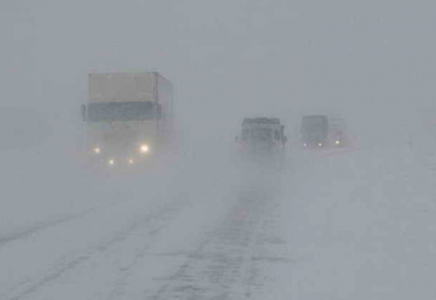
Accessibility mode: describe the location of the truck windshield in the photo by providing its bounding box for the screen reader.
[301,116,328,133]
[242,128,273,142]
[86,101,159,122]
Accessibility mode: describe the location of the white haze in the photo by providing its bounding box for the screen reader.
[2,1,436,299]
[3,0,435,147]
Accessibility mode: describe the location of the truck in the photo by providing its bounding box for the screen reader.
[81,72,174,168]
[300,115,347,149]
[236,117,287,166]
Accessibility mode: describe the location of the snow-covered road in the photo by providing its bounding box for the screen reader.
[1,146,436,299]
[287,146,436,300]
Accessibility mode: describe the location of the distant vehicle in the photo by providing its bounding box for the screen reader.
[236,117,287,164]
[300,115,347,149]
[81,72,174,168]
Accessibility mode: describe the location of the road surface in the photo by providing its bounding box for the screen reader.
[1,146,436,299]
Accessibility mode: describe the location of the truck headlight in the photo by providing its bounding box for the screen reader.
[93,147,101,154]
[139,144,150,154]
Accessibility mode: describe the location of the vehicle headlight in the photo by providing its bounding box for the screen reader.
[128,158,134,164]
[318,143,323,147]
[335,140,340,145]
[108,159,115,165]
[93,147,101,154]
[139,144,150,154]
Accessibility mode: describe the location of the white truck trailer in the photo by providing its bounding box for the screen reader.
[81,72,174,168]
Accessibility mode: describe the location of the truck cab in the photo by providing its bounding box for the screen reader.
[81,72,173,169]
[236,117,287,163]
[300,115,346,149]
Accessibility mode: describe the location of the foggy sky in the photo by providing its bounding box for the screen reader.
[2,0,436,148]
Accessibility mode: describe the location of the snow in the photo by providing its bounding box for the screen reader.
[285,146,436,300]
[2,0,436,298]
[1,145,436,299]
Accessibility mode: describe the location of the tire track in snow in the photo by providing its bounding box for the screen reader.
[243,207,292,299]
[148,187,275,300]
[1,198,190,300]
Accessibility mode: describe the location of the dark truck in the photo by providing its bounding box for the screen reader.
[300,115,346,149]
[236,117,287,165]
